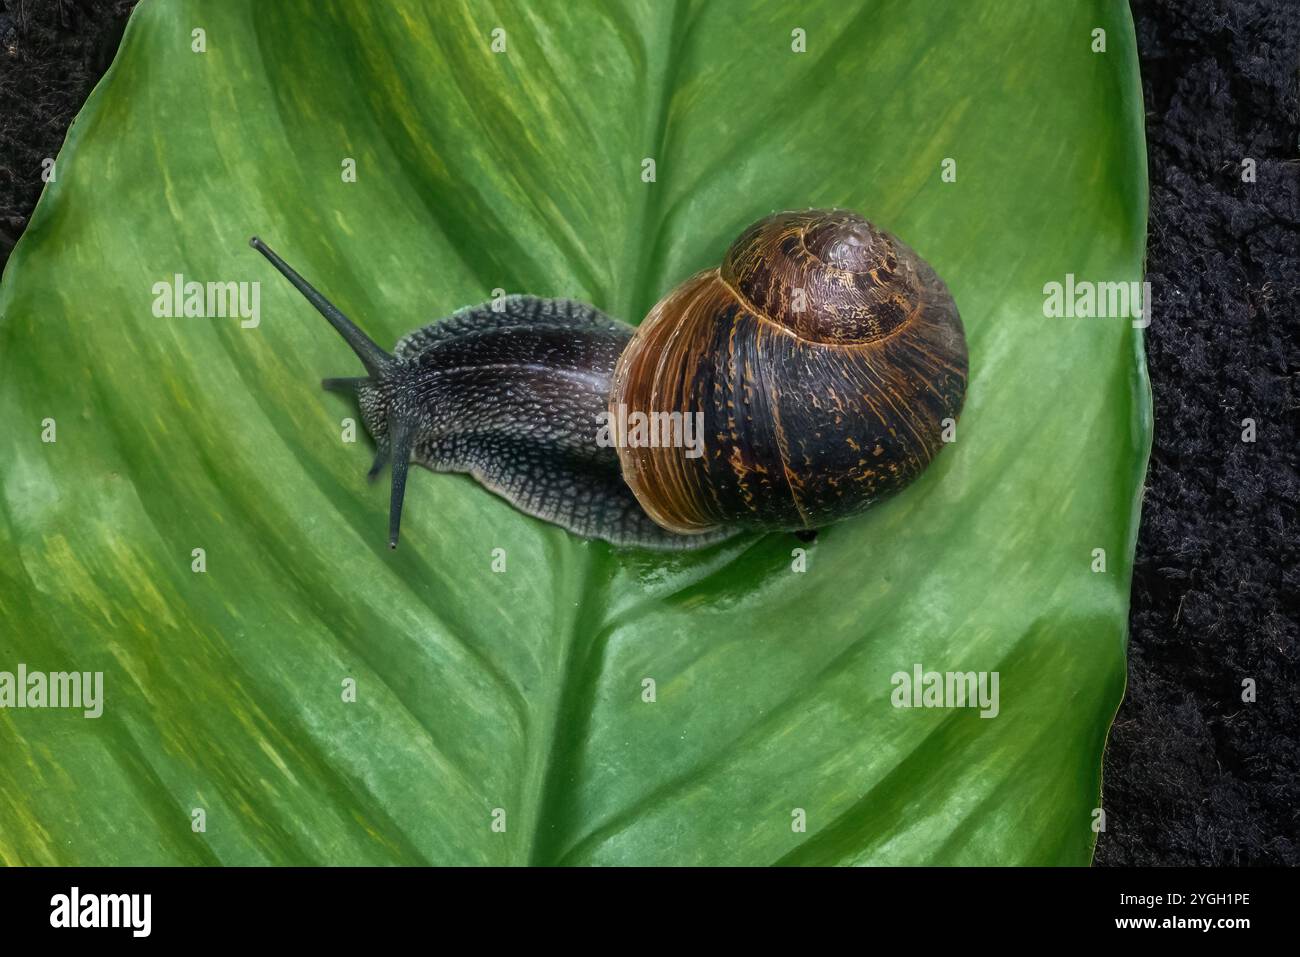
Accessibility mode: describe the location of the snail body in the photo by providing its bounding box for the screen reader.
[250,209,967,550]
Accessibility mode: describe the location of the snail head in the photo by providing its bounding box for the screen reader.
[249,237,416,549]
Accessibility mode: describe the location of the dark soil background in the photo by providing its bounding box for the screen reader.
[1098,0,1298,866]
[0,0,132,255]
[0,0,1296,865]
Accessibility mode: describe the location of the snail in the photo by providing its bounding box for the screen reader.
[249,208,967,551]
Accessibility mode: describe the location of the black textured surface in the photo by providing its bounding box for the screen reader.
[0,0,1295,864]
[1095,0,1299,866]
[0,0,133,262]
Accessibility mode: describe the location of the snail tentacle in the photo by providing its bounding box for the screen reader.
[250,237,392,376]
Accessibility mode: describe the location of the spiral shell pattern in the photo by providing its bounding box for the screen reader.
[610,208,968,535]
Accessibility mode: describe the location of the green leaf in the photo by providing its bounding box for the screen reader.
[0,0,1148,865]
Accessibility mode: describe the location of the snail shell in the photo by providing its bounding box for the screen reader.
[610,209,968,535]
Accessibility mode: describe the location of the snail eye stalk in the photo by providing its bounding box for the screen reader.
[385,417,416,549]
[252,236,416,548]
[322,377,370,392]
[249,236,392,378]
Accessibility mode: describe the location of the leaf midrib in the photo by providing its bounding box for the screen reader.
[523,0,691,867]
